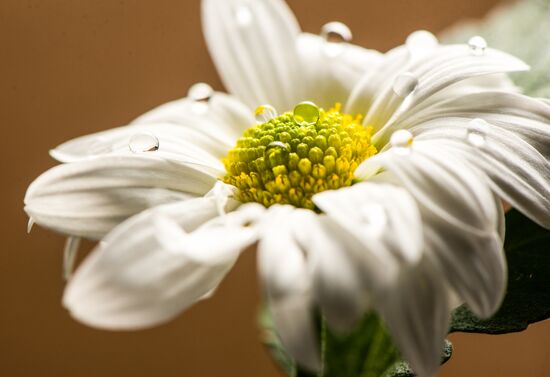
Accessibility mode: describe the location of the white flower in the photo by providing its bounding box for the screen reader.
[24,0,550,376]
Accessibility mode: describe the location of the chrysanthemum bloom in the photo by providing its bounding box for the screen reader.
[25,0,550,375]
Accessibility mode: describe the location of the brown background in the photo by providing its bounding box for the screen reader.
[1,0,549,376]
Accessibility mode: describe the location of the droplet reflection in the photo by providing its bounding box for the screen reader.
[129,133,160,153]
[468,36,487,56]
[293,101,320,126]
[255,105,278,124]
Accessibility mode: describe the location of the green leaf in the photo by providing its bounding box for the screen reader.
[381,340,453,377]
[450,210,550,333]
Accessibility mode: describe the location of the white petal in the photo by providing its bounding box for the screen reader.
[411,117,550,229]
[313,182,423,267]
[345,45,411,117]
[423,220,506,318]
[51,122,227,170]
[359,143,506,317]
[297,33,382,109]
[357,143,498,233]
[63,236,81,280]
[257,206,320,372]
[24,155,216,239]
[371,45,528,143]
[63,195,248,330]
[396,91,550,159]
[376,258,450,377]
[202,0,303,111]
[131,92,254,143]
[293,211,368,332]
[154,203,265,265]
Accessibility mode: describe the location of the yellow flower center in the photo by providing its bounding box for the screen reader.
[223,103,377,210]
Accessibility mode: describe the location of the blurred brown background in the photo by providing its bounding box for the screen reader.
[1,0,549,376]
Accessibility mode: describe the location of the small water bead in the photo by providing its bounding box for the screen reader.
[188,82,214,114]
[235,5,253,27]
[320,21,352,57]
[188,82,214,103]
[293,101,320,126]
[255,105,278,124]
[467,118,490,147]
[266,141,290,153]
[392,72,419,98]
[468,36,487,56]
[406,30,438,60]
[129,133,160,153]
[390,129,414,155]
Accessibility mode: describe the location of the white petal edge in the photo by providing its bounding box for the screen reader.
[130,92,254,143]
[358,142,506,317]
[63,191,256,330]
[257,205,320,372]
[24,155,216,239]
[202,0,303,111]
[297,33,382,109]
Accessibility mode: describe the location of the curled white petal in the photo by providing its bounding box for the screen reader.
[202,0,303,111]
[24,155,215,239]
[257,206,320,372]
[63,195,248,330]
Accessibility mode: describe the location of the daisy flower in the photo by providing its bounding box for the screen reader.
[24,0,550,375]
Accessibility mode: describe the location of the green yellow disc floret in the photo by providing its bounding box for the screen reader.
[223,104,377,210]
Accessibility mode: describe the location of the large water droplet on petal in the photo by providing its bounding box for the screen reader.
[390,129,414,155]
[468,36,487,56]
[235,5,253,27]
[392,72,419,98]
[406,30,438,60]
[255,105,278,124]
[188,82,214,114]
[467,118,490,147]
[293,101,320,126]
[321,21,352,57]
[129,133,160,153]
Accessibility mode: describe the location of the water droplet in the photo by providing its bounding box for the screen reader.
[390,129,414,155]
[468,36,487,56]
[129,133,160,153]
[406,30,438,60]
[320,21,352,57]
[188,82,214,114]
[360,203,388,235]
[235,5,253,27]
[27,217,35,234]
[255,105,278,124]
[266,141,290,153]
[392,72,418,98]
[293,101,320,126]
[467,118,489,147]
[63,237,81,281]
